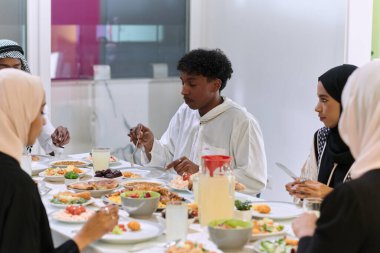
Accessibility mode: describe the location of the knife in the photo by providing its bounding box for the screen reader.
[275,162,307,182]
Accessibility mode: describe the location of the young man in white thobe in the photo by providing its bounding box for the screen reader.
[129,49,267,196]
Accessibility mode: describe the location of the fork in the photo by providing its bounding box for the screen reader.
[131,139,139,167]
[128,238,180,252]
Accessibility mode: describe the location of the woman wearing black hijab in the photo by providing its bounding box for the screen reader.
[285,64,357,199]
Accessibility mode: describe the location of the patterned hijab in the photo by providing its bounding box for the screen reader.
[339,60,380,179]
[0,39,30,73]
[0,69,44,162]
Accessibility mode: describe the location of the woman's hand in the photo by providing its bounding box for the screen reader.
[166,156,199,175]
[285,178,305,196]
[73,205,119,251]
[291,180,333,199]
[292,212,318,238]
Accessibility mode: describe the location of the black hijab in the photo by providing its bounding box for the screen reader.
[317,64,357,187]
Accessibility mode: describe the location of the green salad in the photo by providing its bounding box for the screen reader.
[259,237,297,253]
[64,171,79,179]
[209,219,252,229]
[50,197,87,205]
[235,200,252,210]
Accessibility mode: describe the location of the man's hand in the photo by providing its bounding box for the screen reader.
[51,126,70,147]
[128,124,154,159]
[166,156,199,175]
[292,212,318,238]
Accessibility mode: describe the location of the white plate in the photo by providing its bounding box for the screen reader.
[32,166,46,176]
[101,220,163,244]
[251,229,288,241]
[70,188,117,198]
[31,155,49,163]
[252,236,298,252]
[51,209,95,224]
[39,168,90,182]
[49,197,95,208]
[67,180,120,198]
[102,195,122,206]
[251,201,303,220]
[49,160,90,168]
[122,178,167,188]
[120,169,150,178]
[168,183,191,192]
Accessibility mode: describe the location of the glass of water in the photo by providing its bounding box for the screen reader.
[303,197,323,218]
[20,153,32,176]
[165,201,188,241]
[92,147,110,171]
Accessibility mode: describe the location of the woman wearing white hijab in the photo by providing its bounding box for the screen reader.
[0,69,118,253]
[292,60,380,252]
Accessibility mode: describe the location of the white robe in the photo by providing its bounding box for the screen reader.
[142,97,267,195]
[37,106,63,155]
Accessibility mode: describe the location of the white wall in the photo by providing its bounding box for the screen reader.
[346,0,373,65]
[51,78,183,160]
[190,0,371,201]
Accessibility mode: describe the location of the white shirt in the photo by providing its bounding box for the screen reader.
[37,106,63,155]
[142,97,267,195]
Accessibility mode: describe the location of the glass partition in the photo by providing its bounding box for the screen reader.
[0,0,27,50]
[51,0,188,79]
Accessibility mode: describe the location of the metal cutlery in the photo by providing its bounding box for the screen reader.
[128,238,180,252]
[275,162,307,182]
[131,139,139,167]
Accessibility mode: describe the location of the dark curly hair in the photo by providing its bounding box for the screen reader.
[177,48,233,91]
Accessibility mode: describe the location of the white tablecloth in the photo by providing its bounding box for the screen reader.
[33,153,292,253]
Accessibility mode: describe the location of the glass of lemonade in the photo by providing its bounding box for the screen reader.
[303,197,322,218]
[92,147,111,171]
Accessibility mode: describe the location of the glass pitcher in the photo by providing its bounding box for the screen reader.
[198,155,235,226]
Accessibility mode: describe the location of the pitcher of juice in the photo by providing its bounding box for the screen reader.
[198,155,235,226]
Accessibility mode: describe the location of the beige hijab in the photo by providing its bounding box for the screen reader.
[0,69,44,162]
[339,60,380,179]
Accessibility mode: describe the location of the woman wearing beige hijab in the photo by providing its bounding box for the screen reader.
[292,60,380,253]
[0,69,118,253]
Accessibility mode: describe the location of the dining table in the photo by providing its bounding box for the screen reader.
[32,153,299,253]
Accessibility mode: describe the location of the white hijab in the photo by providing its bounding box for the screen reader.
[339,60,380,179]
[0,69,44,162]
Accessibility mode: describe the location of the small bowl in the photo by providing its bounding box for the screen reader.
[121,190,160,217]
[208,219,252,251]
[234,209,252,221]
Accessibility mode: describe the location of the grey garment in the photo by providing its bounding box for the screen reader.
[0,39,30,72]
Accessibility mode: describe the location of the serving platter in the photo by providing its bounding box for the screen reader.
[49,160,90,168]
[39,168,90,182]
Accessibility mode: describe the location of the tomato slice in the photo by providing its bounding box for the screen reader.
[182,172,191,181]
